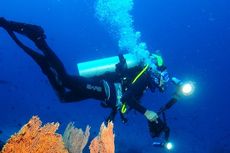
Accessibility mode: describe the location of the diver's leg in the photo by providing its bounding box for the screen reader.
[34,39,67,77]
[5,29,66,96]
[4,19,109,100]
[59,75,108,102]
[0,17,46,42]
[0,18,65,75]
[1,17,108,102]
[0,18,69,86]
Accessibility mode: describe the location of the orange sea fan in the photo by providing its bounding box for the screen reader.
[89,122,115,153]
[1,116,68,153]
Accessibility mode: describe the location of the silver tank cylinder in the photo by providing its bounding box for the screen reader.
[77,53,139,78]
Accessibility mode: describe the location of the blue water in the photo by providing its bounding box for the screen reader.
[0,0,230,153]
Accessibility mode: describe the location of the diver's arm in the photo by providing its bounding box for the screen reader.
[121,86,147,114]
[125,96,147,114]
[121,71,158,121]
[122,94,158,122]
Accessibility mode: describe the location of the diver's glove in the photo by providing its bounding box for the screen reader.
[144,110,158,122]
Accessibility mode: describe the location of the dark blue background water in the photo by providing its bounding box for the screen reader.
[0,0,229,153]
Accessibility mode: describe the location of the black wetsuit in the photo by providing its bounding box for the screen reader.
[0,18,156,118]
[121,68,155,114]
[0,18,108,102]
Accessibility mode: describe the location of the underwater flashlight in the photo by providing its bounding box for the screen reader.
[181,82,194,96]
[153,141,173,150]
[172,77,195,96]
[165,142,173,150]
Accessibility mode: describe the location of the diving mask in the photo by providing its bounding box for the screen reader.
[150,69,169,86]
[161,70,169,83]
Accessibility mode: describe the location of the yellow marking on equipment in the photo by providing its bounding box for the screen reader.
[132,65,149,84]
[121,65,149,114]
[121,103,127,114]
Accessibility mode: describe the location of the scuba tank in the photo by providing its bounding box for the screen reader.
[77,53,140,78]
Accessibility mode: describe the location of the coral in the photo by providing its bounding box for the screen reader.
[1,117,115,153]
[89,122,115,153]
[63,122,90,153]
[1,116,68,153]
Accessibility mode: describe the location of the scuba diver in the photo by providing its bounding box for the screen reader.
[0,17,187,148]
